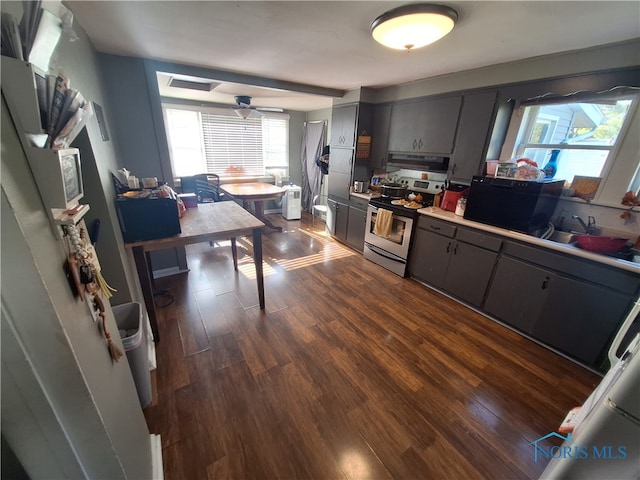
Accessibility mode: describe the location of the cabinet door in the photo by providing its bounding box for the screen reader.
[532,275,630,365]
[370,103,391,170]
[388,96,461,154]
[484,256,550,334]
[408,229,452,287]
[335,201,349,242]
[331,104,357,147]
[346,206,367,251]
[327,199,337,236]
[443,241,498,307]
[328,171,351,201]
[449,90,497,183]
[330,147,353,174]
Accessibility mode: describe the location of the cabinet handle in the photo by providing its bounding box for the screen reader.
[453,243,458,255]
[413,139,417,150]
[446,241,451,253]
[430,226,441,231]
[418,139,423,150]
[541,275,550,290]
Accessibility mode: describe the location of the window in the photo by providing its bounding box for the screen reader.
[504,97,636,186]
[163,105,289,178]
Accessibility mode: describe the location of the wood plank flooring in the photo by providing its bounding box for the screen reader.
[144,212,601,480]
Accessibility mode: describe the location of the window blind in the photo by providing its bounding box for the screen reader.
[164,105,289,178]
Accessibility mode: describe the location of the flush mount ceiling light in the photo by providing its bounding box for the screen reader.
[371,3,458,52]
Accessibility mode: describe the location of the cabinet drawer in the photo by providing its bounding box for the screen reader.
[456,227,502,252]
[417,216,457,238]
[349,196,369,210]
[502,241,640,295]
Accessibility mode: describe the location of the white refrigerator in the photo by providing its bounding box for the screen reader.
[540,300,640,479]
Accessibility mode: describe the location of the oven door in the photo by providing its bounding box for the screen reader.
[364,205,414,260]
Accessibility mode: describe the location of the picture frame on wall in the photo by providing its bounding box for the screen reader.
[93,101,109,141]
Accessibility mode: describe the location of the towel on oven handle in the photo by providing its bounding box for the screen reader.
[373,208,393,238]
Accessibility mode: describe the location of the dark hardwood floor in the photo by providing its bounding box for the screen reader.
[144,211,600,480]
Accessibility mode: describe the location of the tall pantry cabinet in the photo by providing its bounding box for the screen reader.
[326,102,372,242]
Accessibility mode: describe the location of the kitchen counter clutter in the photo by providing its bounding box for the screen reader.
[411,206,640,373]
[350,189,381,200]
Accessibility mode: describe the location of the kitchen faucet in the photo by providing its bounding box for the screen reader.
[572,215,596,234]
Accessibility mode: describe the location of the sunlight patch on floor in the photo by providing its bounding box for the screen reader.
[237,257,278,279]
[237,227,355,279]
[274,242,354,271]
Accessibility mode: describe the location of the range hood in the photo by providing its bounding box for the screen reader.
[387,153,450,172]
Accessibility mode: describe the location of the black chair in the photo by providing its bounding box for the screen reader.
[180,174,226,202]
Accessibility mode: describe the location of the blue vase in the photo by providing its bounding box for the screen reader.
[543,149,560,178]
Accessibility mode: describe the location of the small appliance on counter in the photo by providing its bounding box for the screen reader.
[353,181,369,193]
[440,183,470,212]
[463,176,564,234]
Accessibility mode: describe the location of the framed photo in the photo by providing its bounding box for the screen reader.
[93,101,109,141]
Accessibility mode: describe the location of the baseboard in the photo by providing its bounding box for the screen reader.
[150,434,163,479]
[152,267,189,279]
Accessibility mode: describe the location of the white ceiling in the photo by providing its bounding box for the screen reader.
[67,1,640,112]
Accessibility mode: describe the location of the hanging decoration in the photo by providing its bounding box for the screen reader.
[356,131,371,159]
[64,223,121,362]
[88,283,123,362]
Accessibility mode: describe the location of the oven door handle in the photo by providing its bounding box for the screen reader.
[365,243,406,263]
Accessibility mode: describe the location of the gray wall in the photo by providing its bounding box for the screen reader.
[0,4,153,478]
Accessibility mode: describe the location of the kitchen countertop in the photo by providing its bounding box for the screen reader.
[350,190,381,200]
[417,207,640,274]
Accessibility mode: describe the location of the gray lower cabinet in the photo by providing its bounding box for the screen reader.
[409,218,499,307]
[410,227,454,287]
[346,205,367,251]
[484,256,550,333]
[443,240,499,307]
[532,274,629,365]
[485,241,638,368]
[327,198,348,242]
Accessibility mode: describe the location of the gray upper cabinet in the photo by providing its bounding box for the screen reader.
[329,147,353,175]
[369,103,391,170]
[388,96,462,154]
[331,104,358,148]
[449,90,498,183]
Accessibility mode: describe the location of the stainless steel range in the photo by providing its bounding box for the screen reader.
[364,175,445,276]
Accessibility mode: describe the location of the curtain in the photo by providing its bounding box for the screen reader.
[300,121,326,212]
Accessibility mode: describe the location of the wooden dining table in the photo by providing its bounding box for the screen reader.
[124,201,265,342]
[219,182,286,231]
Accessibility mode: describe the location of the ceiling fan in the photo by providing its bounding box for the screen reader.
[234,95,283,119]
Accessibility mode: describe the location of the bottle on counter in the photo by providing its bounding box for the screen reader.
[455,197,467,216]
[543,149,560,178]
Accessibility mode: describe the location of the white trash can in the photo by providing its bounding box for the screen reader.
[113,302,152,408]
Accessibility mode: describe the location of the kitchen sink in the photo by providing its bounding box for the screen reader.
[548,230,577,244]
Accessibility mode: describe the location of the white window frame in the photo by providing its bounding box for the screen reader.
[162,103,290,179]
[500,95,640,207]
